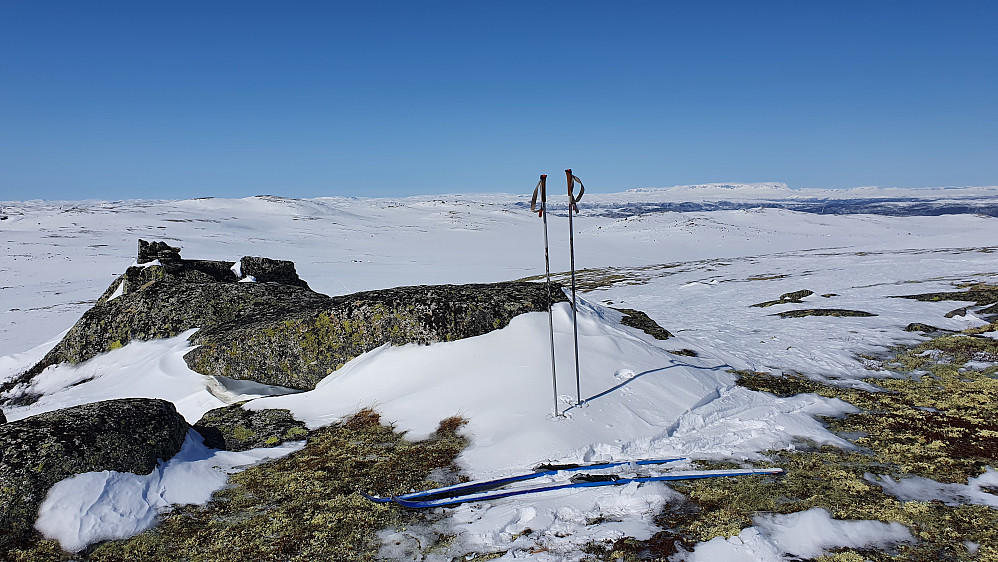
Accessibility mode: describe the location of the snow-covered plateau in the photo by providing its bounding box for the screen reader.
[2,184,997,560]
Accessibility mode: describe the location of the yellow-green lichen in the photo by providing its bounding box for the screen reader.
[587,328,998,561]
[67,410,471,562]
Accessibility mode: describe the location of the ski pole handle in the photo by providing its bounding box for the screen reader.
[530,174,547,217]
[565,169,584,214]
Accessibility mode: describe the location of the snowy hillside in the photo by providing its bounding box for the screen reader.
[2,186,998,560]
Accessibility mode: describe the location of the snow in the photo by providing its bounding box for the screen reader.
[866,468,998,507]
[684,507,914,561]
[3,330,228,424]
[251,299,793,474]
[3,187,998,556]
[34,430,304,552]
[107,280,124,301]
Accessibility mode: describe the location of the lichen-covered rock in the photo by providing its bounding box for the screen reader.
[184,281,566,390]
[905,323,942,333]
[944,306,970,318]
[612,307,673,340]
[892,287,998,307]
[775,309,877,318]
[0,398,188,551]
[240,256,309,288]
[138,239,182,264]
[4,241,566,401]
[779,289,813,302]
[751,289,814,308]
[193,404,309,451]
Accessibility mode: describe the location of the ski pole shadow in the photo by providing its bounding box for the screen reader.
[563,361,732,413]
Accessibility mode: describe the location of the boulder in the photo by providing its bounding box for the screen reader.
[240,256,310,288]
[193,404,308,451]
[3,241,566,401]
[137,239,182,264]
[0,398,189,550]
[183,281,566,390]
[905,323,941,333]
[751,289,814,308]
[612,307,673,340]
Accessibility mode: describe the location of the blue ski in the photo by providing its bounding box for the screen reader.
[360,457,687,504]
[391,468,784,508]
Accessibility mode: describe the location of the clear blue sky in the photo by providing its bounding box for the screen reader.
[1,1,995,199]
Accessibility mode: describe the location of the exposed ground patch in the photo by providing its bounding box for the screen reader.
[6,410,469,561]
[584,323,998,561]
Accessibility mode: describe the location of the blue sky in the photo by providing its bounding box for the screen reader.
[1,1,995,199]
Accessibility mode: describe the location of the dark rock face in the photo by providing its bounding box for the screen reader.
[138,239,182,264]
[0,398,189,550]
[893,287,998,320]
[779,289,814,302]
[944,306,970,318]
[892,288,998,307]
[193,404,308,451]
[613,308,673,340]
[4,241,565,400]
[0,409,5,424]
[751,289,814,308]
[906,323,940,333]
[775,309,877,318]
[184,281,565,390]
[241,256,310,288]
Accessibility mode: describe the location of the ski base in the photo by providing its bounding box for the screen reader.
[362,457,687,504]
[389,467,784,508]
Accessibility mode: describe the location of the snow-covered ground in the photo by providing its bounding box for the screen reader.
[2,184,997,559]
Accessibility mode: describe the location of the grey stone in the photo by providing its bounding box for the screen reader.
[751,289,814,308]
[775,309,877,318]
[3,241,566,401]
[137,239,181,264]
[612,307,673,340]
[0,398,188,550]
[183,281,566,390]
[779,289,814,302]
[944,306,970,318]
[193,404,308,451]
[240,256,310,288]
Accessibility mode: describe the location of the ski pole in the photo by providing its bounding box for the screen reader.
[566,169,585,406]
[530,174,560,417]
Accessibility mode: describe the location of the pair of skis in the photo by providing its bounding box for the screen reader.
[530,170,586,417]
[361,457,783,508]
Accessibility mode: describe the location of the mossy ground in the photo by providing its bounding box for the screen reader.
[584,325,998,561]
[6,410,469,562]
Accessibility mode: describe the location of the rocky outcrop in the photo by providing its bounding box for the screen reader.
[905,322,942,333]
[4,240,565,401]
[240,256,309,287]
[613,308,673,340]
[0,398,188,550]
[193,404,308,451]
[750,289,814,308]
[184,281,566,390]
[0,409,5,424]
[775,309,877,318]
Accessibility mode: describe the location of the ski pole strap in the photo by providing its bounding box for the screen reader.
[565,169,584,214]
[530,174,547,217]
